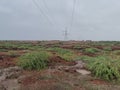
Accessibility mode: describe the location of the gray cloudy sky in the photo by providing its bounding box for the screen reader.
[0,0,120,41]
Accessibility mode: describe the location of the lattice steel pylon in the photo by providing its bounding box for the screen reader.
[64,27,68,41]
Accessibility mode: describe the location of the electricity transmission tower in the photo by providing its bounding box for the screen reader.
[63,0,76,41]
[64,27,68,41]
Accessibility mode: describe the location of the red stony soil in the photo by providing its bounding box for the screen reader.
[90,79,109,85]
[0,53,16,68]
[0,41,115,90]
[112,46,120,50]
[49,56,75,66]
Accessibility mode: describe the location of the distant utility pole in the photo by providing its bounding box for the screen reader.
[64,27,68,41]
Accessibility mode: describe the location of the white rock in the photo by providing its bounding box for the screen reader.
[76,69,91,75]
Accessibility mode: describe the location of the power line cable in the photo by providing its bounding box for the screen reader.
[41,0,64,30]
[42,0,50,13]
[32,0,54,25]
[64,0,76,40]
[33,0,64,30]
[41,0,58,26]
[70,0,76,30]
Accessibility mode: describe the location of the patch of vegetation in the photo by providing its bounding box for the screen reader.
[113,50,120,55]
[0,49,8,52]
[47,47,76,61]
[104,46,112,51]
[73,44,82,50]
[8,51,20,57]
[78,56,120,81]
[83,48,100,54]
[18,51,51,70]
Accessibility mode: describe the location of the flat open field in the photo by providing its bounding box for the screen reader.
[0,40,120,90]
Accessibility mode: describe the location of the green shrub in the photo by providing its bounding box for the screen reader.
[18,51,51,70]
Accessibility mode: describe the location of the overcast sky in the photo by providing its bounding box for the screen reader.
[0,0,120,41]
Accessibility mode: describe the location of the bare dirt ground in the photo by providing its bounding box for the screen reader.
[0,41,120,90]
[0,52,87,90]
[0,56,16,69]
[0,54,112,90]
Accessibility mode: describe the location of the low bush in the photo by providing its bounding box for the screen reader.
[18,51,51,70]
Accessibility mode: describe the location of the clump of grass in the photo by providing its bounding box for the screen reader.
[47,47,72,54]
[83,48,100,54]
[18,51,51,70]
[113,50,120,55]
[89,56,120,81]
[73,44,82,50]
[8,51,19,57]
[76,56,94,63]
[47,47,76,61]
[78,56,120,81]
[0,49,8,52]
[104,46,112,51]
